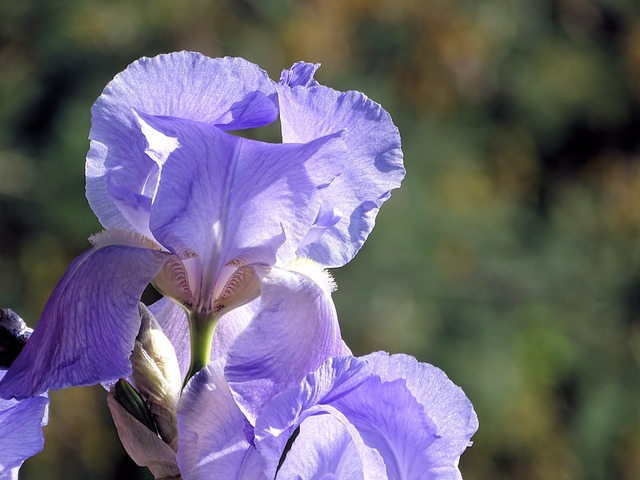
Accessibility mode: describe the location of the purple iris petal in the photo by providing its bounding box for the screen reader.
[225,267,350,423]
[0,246,167,399]
[362,352,479,478]
[278,62,320,88]
[329,376,440,479]
[278,62,405,267]
[275,412,387,480]
[177,360,266,480]
[252,353,476,479]
[0,370,48,477]
[253,356,371,478]
[141,113,345,273]
[87,52,279,231]
[210,302,260,363]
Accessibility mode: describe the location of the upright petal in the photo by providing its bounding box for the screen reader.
[278,63,405,267]
[87,52,279,231]
[0,370,48,477]
[143,113,345,280]
[0,246,167,399]
[225,267,349,423]
[361,352,478,478]
[177,361,266,480]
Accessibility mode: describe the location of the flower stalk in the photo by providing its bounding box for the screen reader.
[184,310,218,388]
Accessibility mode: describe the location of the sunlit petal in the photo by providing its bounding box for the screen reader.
[362,352,478,478]
[87,52,278,231]
[177,360,266,480]
[278,62,405,267]
[276,413,387,480]
[225,267,350,423]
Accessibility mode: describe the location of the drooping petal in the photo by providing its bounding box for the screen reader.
[177,360,266,480]
[254,356,371,478]
[0,246,167,399]
[225,267,350,423]
[361,352,478,478]
[0,370,48,477]
[256,352,461,480]
[278,62,405,267]
[276,412,387,480]
[143,113,345,276]
[87,52,279,231]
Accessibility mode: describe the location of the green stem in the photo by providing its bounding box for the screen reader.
[183,310,218,390]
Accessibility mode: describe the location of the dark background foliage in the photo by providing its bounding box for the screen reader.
[2,0,640,478]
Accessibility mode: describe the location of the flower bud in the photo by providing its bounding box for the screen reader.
[111,378,157,435]
[130,304,182,451]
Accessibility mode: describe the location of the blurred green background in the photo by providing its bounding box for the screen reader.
[2,0,640,478]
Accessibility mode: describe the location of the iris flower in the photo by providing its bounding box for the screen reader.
[0,52,404,399]
[106,263,477,479]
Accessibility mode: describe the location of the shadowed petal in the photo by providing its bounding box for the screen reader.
[0,246,167,399]
[361,352,478,479]
[177,360,266,480]
[143,113,345,271]
[225,268,350,423]
[87,52,278,231]
[0,370,48,477]
[278,62,405,267]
